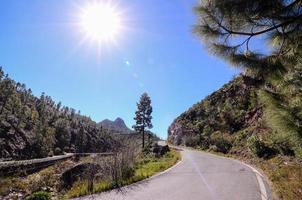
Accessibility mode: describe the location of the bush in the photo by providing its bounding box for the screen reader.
[214,139,232,153]
[247,136,277,158]
[184,135,199,147]
[47,151,54,157]
[54,147,62,155]
[210,131,232,153]
[271,134,295,156]
[26,191,51,200]
[122,166,135,180]
[152,144,170,157]
[199,138,210,150]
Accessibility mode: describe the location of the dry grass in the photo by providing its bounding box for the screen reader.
[257,156,302,200]
[66,149,181,198]
[0,159,76,199]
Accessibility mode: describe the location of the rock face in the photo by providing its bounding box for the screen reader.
[99,117,133,134]
[152,143,170,157]
[0,120,34,161]
[168,122,188,145]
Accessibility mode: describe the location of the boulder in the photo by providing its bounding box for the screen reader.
[152,144,170,157]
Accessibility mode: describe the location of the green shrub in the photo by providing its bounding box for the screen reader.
[199,138,210,150]
[294,148,302,159]
[122,166,135,180]
[233,129,249,146]
[47,151,54,157]
[214,139,232,153]
[210,131,232,153]
[247,136,277,158]
[184,135,199,147]
[271,134,295,156]
[26,191,51,200]
[54,147,62,155]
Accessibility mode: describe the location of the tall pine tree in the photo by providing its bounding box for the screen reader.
[133,93,153,149]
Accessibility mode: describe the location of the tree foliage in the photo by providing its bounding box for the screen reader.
[133,93,153,149]
[194,0,302,78]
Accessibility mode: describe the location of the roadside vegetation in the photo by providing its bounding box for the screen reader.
[0,138,180,200]
[63,93,182,199]
[66,148,180,198]
[0,74,171,199]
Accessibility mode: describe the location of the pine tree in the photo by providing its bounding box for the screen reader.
[133,93,153,149]
[193,0,302,78]
[0,67,4,80]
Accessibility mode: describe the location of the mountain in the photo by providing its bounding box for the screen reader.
[98,118,133,134]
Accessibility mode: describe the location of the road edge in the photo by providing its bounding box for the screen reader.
[139,157,182,183]
[211,153,271,200]
[171,145,272,200]
[233,158,269,200]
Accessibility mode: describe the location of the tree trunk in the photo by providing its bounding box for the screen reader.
[142,129,145,149]
[148,133,151,146]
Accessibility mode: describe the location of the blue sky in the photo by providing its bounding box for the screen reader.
[0,0,239,139]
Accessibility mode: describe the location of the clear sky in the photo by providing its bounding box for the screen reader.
[0,0,239,139]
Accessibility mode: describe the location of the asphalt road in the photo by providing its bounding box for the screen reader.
[77,148,272,200]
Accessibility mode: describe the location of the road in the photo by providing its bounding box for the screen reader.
[77,148,272,200]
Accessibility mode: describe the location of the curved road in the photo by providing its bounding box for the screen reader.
[77,148,272,200]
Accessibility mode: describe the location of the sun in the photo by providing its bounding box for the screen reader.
[80,2,122,42]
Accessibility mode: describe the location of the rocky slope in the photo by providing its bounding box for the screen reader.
[168,73,301,158]
[168,76,262,145]
[168,75,268,155]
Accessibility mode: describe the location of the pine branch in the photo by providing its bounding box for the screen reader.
[218,14,302,37]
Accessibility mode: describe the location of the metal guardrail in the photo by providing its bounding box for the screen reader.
[0,154,74,168]
[0,152,114,177]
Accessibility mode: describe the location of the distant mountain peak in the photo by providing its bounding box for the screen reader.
[98,117,132,134]
[114,117,123,123]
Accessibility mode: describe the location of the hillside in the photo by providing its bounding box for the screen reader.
[168,75,263,154]
[168,74,302,199]
[0,67,121,161]
[168,74,302,157]
[98,117,133,134]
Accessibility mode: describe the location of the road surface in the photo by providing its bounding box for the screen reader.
[77,148,272,200]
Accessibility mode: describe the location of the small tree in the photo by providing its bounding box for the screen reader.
[133,93,153,149]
